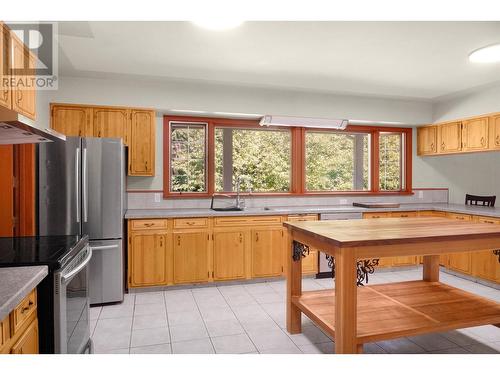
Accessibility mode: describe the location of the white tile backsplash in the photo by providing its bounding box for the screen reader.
[127,189,448,210]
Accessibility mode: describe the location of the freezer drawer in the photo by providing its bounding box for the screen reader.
[89,239,124,305]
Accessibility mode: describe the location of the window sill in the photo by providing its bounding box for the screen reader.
[163,190,414,199]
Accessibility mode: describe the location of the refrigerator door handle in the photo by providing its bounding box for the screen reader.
[75,147,80,223]
[90,244,119,251]
[82,147,88,223]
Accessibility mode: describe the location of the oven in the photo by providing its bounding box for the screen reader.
[54,241,92,354]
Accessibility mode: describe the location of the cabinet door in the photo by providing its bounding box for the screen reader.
[462,117,488,151]
[471,216,500,282]
[129,110,155,176]
[417,126,437,155]
[51,105,93,136]
[10,319,38,354]
[0,23,11,110]
[438,121,462,153]
[213,231,245,280]
[251,228,283,277]
[445,212,472,274]
[129,232,168,287]
[11,35,36,120]
[93,107,130,144]
[491,114,500,149]
[173,231,209,284]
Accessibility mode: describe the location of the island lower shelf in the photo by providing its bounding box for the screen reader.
[292,280,500,344]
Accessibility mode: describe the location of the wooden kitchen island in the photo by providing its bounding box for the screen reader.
[284,217,500,354]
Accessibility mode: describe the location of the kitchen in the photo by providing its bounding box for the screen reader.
[1,2,500,373]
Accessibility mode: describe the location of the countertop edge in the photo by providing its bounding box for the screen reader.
[0,266,48,322]
[124,204,500,220]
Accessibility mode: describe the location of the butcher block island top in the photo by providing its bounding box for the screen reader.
[284,217,500,354]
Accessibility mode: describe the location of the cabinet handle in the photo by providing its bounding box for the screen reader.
[255,232,259,242]
[3,89,8,101]
[430,143,434,151]
[145,161,148,171]
[239,233,243,243]
[177,235,181,246]
[144,223,154,227]
[186,222,195,226]
[441,142,445,150]
[481,137,485,146]
[159,237,163,247]
[17,89,23,103]
[496,135,500,145]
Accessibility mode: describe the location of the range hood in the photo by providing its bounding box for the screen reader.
[259,115,348,130]
[0,106,66,144]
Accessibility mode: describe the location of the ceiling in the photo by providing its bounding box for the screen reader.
[57,21,500,101]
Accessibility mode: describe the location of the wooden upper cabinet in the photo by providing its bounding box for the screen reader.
[51,104,93,137]
[93,107,130,144]
[417,126,437,155]
[0,23,11,110]
[10,33,36,120]
[438,121,462,153]
[462,117,488,151]
[490,114,500,150]
[129,109,155,176]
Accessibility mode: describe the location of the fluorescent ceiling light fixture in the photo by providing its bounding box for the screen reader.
[469,43,500,63]
[192,20,244,31]
[260,115,348,130]
[213,111,262,118]
[168,109,207,114]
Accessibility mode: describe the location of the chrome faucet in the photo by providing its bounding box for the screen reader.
[235,176,252,209]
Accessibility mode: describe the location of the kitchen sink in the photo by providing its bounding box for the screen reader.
[210,206,244,212]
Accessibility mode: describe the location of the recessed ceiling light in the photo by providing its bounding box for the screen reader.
[469,43,500,63]
[192,20,243,31]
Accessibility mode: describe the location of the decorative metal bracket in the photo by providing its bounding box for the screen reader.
[324,254,380,286]
[493,250,500,263]
[292,241,310,261]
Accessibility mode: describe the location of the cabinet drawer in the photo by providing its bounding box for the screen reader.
[287,214,318,222]
[475,216,500,225]
[446,212,472,221]
[130,219,168,230]
[418,210,447,217]
[390,211,418,218]
[363,212,391,219]
[214,216,281,227]
[11,290,36,335]
[173,217,208,229]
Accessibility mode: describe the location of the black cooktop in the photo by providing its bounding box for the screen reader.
[0,235,88,270]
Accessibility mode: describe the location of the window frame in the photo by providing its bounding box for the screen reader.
[163,115,413,198]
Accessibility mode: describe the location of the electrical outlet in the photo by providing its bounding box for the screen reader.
[418,191,424,199]
[340,199,348,205]
[154,193,161,203]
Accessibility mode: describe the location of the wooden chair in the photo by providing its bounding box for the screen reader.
[465,194,496,207]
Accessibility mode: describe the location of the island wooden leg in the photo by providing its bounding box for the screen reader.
[286,232,302,334]
[423,255,440,282]
[334,249,358,354]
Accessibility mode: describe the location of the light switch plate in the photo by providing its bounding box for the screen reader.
[154,193,161,203]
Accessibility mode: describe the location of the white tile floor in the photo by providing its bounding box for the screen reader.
[90,267,500,354]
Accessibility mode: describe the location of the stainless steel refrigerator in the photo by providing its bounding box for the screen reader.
[38,137,126,305]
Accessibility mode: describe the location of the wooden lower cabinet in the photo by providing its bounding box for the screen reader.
[445,212,473,275]
[286,215,319,275]
[470,216,500,282]
[10,319,38,354]
[251,228,283,278]
[1,288,39,354]
[173,231,210,284]
[129,232,168,287]
[213,230,245,281]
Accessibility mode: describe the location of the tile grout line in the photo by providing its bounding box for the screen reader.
[187,289,216,354]
[162,291,173,354]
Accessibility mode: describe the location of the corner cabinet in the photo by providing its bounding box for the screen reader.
[50,103,155,176]
[417,126,437,156]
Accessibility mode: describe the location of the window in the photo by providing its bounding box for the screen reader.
[169,122,207,193]
[164,116,412,197]
[215,128,291,193]
[305,131,370,191]
[379,132,405,191]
